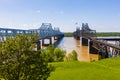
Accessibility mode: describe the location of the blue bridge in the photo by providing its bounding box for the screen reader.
[0,23,64,50]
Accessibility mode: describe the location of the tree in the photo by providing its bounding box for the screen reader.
[0,34,54,80]
[54,48,65,62]
[64,50,78,61]
[41,46,66,62]
[41,45,55,62]
[71,50,78,61]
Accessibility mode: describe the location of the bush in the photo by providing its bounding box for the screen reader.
[64,50,78,61]
[42,46,55,62]
[42,46,66,62]
[54,48,65,62]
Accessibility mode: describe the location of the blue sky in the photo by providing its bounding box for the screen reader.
[0,0,120,32]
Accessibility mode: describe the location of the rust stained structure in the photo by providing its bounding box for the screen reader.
[73,23,120,59]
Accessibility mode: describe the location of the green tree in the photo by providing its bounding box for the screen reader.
[0,34,54,80]
[41,46,65,62]
[71,50,78,61]
[64,50,78,61]
[41,46,55,62]
[54,48,65,62]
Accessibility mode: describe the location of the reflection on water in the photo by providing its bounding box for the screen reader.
[57,37,99,62]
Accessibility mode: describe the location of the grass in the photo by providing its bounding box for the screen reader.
[0,78,5,80]
[64,33,73,37]
[63,32,120,37]
[96,32,120,36]
[48,57,120,80]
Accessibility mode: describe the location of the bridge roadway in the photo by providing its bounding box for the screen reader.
[89,37,120,50]
[0,23,64,50]
[73,23,120,59]
[0,23,64,39]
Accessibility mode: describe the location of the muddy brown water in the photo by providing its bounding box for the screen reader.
[57,37,99,62]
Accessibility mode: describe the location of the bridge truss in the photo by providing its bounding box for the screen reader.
[73,23,120,59]
[0,23,64,41]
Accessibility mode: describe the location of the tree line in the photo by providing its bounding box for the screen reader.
[64,32,120,37]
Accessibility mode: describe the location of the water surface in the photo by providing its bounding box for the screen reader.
[57,37,99,62]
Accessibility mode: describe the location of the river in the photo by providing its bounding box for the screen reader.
[57,37,99,62]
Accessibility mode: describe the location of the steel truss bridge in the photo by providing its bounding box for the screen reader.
[0,23,64,50]
[0,23,64,40]
[73,23,120,59]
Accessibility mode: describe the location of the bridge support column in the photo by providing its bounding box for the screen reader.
[49,37,52,45]
[98,45,108,59]
[89,40,98,54]
[81,37,88,46]
[54,36,58,40]
[5,30,8,36]
[76,36,80,40]
[73,34,80,40]
[42,37,52,46]
[37,41,41,51]
[42,39,45,45]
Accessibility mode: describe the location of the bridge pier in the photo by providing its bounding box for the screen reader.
[37,40,41,50]
[42,37,52,46]
[49,37,52,45]
[5,30,8,36]
[54,36,58,40]
[75,36,80,40]
[88,40,98,54]
[73,33,80,40]
[81,37,88,46]
[77,36,80,40]
[98,45,108,59]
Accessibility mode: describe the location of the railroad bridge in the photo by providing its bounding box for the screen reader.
[73,23,120,59]
[0,23,64,50]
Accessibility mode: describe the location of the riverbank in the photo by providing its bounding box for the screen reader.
[48,57,120,80]
[64,32,73,37]
[64,32,120,37]
[96,32,120,36]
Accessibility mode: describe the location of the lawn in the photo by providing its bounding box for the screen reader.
[48,57,120,80]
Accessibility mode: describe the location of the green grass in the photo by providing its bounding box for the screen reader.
[63,32,120,37]
[96,32,120,36]
[48,57,120,80]
[0,78,5,80]
[64,33,73,37]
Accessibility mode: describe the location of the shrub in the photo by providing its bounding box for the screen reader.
[54,48,65,62]
[41,46,66,62]
[64,50,78,61]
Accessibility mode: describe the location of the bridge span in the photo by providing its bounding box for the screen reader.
[0,23,64,50]
[96,37,120,41]
[73,23,120,59]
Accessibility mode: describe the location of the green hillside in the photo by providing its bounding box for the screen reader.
[48,57,120,80]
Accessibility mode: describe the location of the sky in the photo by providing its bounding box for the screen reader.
[0,0,120,32]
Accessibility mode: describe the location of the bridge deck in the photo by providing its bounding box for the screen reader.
[91,39,120,50]
[0,23,64,40]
